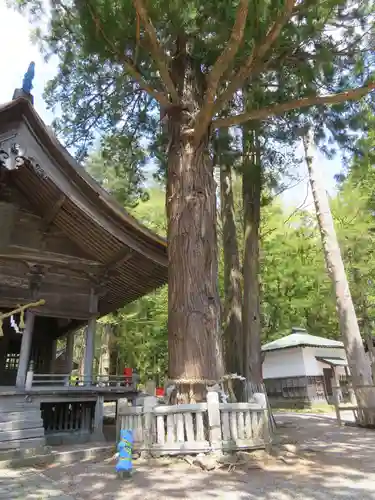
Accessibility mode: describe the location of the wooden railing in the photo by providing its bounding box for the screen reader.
[332,383,375,426]
[26,372,137,391]
[41,401,95,435]
[117,392,270,456]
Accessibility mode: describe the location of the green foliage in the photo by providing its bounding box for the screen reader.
[11,0,375,167]
[98,182,167,382]
[131,187,166,236]
[333,118,375,332]
[85,133,149,208]
[260,204,338,341]
[107,287,168,384]
[79,155,375,379]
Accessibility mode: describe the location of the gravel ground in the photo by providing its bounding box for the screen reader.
[35,412,375,500]
[0,467,74,500]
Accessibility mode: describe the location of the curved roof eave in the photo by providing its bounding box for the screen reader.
[0,97,167,260]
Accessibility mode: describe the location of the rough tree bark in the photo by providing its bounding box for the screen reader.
[242,126,262,385]
[166,42,224,393]
[167,133,224,381]
[220,160,243,375]
[303,130,373,418]
[99,323,111,376]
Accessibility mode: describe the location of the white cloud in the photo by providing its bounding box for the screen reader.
[0,0,57,124]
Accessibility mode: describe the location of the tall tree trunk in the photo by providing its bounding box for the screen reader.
[167,123,224,386]
[220,162,243,375]
[99,323,111,377]
[166,39,224,401]
[303,130,373,404]
[242,126,262,385]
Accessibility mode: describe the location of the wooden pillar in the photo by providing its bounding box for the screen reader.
[333,367,342,402]
[16,311,35,388]
[83,290,98,385]
[65,331,74,374]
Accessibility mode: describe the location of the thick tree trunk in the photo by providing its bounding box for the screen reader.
[167,121,224,387]
[242,127,262,385]
[99,323,111,377]
[220,163,243,375]
[303,130,373,395]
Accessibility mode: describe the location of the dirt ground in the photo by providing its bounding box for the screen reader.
[38,413,375,500]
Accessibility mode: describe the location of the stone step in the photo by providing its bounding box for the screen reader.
[0,437,46,451]
[0,427,45,445]
[0,410,41,422]
[0,445,51,464]
[0,401,40,413]
[0,443,114,468]
[0,418,44,432]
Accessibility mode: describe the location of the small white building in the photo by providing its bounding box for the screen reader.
[262,328,348,404]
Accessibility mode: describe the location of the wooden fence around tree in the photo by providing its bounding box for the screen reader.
[332,382,375,426]
[116,392,270,455]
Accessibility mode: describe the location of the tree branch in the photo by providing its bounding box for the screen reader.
[133,0,179,104]
[214,83,375,129]
[86,1,169,107]
[193,0,249,143]
[215,0,297,112]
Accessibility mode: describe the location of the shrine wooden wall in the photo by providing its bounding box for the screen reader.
[0,188,101,319]
[0,315,61,385]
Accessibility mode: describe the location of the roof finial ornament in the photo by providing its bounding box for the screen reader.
[12,62,35,104]
[22,62,35,94]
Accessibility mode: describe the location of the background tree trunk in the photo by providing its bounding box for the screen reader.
[167,121,224,388]
[303,130,373,404]
[242,126,262,385]
[220,161,243,375]
[99,323,111,376]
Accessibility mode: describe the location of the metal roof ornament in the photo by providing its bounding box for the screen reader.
[22,62,35,94]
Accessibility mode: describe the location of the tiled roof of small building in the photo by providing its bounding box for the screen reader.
[262,328,344,352]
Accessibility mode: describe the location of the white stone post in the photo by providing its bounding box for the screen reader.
[207,391,222,452]
[16,311,35,389]
[116,397,128,442]
[143,396,158,455]
[253,392,271,445]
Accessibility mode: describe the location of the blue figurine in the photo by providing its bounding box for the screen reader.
[22,62,35,94]
[116,429,133,479]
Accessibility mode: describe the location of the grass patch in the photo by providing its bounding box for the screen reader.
[273,404,335,414]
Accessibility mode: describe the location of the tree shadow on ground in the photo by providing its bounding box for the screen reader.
[0,467,72,499]
[40,414,375,500]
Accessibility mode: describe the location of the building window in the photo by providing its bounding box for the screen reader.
[5,353,20,370]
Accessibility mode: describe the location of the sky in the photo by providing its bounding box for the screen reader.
[0,0,343,211]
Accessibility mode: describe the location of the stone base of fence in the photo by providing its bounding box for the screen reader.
[117,391,270,456]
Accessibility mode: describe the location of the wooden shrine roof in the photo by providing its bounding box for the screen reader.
[0,97,167,318]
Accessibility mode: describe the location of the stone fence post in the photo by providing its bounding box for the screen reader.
[116,398,128,442]
[207,391,222,452]
[143,396,158,454]
[253,392,270,445]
